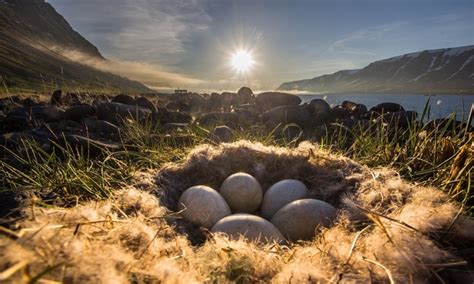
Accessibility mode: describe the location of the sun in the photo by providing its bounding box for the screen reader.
[230,50,255,73]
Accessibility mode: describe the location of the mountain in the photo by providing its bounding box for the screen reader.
[0,0,151,92]
[278,45,474,94]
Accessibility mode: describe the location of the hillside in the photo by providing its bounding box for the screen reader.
[278,45,474,94]
[0,0,151,92]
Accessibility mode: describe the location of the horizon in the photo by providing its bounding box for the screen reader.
[46,0,473,91]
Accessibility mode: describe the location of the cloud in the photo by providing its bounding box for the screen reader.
[47,0,212,66]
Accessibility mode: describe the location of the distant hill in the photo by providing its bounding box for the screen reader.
[278,45,474,94]
[0,0,151,92]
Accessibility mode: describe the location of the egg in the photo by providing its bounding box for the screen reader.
[219,172,262,213]
[271,199,337,241]
[211,213,286,244]
[178,185,231,228]
[260,179,309,219]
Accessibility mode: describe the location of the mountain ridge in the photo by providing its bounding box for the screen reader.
[0,0,151,92]
[278,45,474,94]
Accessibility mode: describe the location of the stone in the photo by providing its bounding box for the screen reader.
[82,118,121,139]
[211,125,234,142]
[219,173,262,213]
[211,213,286,244]
[370,102,405,114]
[63,135,124,157]
[96,102,151,124]
[178,185,231,229]
[166,101,191,112]
[197,112,241,128]
[271,199,337,241]
[260,179,309,219]
[64,104,96,122]
[255,92,302,111]
[304,99,332,125]
[260,105,315,129]
[112,94,135,105]
[133,96,156,112]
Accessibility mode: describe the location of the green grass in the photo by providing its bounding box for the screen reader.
[0,101,472,213]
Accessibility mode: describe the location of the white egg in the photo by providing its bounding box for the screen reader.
[211,213,286,244]
[260,179,309,219]
[178,185,231,228]
[271,199,337,241]
[219,172,262,213]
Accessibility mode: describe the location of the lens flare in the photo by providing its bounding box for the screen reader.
[230,50,255,73]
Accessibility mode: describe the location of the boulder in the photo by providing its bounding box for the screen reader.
[5,106,65,130]
[133,96,156,112]
[304,99,332,125]
[197,112,241,128]
[155,108,192,124]
[64,104,96,122]
[111,94,135,105]
[82,118,121,140]
[256,92,301,111]
[271,199,337,241]
[97,102,151,124]
[370,102,405,114]
[237,86,253,101]
[260,105,315,129]
[211,214,286,244]
[63,135,124,157]
[178,185,231,229]
[166,101,191,112]
[211,125,234,142]
[219,173,262,213]
[260,179,309,219]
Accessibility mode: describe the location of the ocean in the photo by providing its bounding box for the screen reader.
[298,93,474,123]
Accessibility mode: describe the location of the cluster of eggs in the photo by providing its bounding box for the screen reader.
[178,172,337,243]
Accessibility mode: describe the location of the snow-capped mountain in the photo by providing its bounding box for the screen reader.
[278,45,474,94]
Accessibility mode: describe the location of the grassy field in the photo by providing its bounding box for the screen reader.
[0,97,472,282]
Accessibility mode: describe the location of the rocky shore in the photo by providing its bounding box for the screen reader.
[0,87,471,158]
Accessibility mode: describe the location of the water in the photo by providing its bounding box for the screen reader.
[298,93,474,122]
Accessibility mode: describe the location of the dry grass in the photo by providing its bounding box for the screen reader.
[1,141,472,283]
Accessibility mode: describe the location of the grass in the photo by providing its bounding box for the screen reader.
[0,99,472,212]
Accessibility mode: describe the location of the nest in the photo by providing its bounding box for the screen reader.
[1,141,473,283]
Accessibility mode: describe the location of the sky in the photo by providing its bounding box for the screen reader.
[47,0,473,91]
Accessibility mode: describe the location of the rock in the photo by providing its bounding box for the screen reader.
[64,104,96,122]
[331,105,352,120]
[237,87,253,104]
[178,185,231,229]
[155,108,192,124]
[112,94,135,105]
[271,199,337,241]
[82,118,121,139]
[211,213,286,244]
[261,105,315,129]
[256,92,302,111]
[51,90,63,105]
[166,101,191,112]
[370,102,405,114]
[96,102,151,124]
[211,125,234,142]
[425,118,467,132]
[133,96,156,112]
[304,99,332,125]
[5,106,65,130]
[260,179,309,219]
[380,111,418,129]
[219,173,262,213]
[197,112,241,128]
[161,123,190,133]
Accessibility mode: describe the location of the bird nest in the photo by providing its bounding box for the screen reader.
[0,141,472,283]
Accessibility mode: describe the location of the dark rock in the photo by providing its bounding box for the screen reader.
[237,87,253,104]
[5,106,65,130]
[155,108,192,124]
[82,118,121,139]
[380,111,418,129]
[304,99,332,125]
[370,102,405,114]
[64,104,96,122]
[425,118,468,132]
[97,102,152,124]
[331,105,352,120]
[51,90,63,105]
[197,112,241,128]
[166,101,191,112]
[211,125,234,142]
[112,94,135,105]
[261,105,315,130]
[133,96,156,112]
[256,92,302,111]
